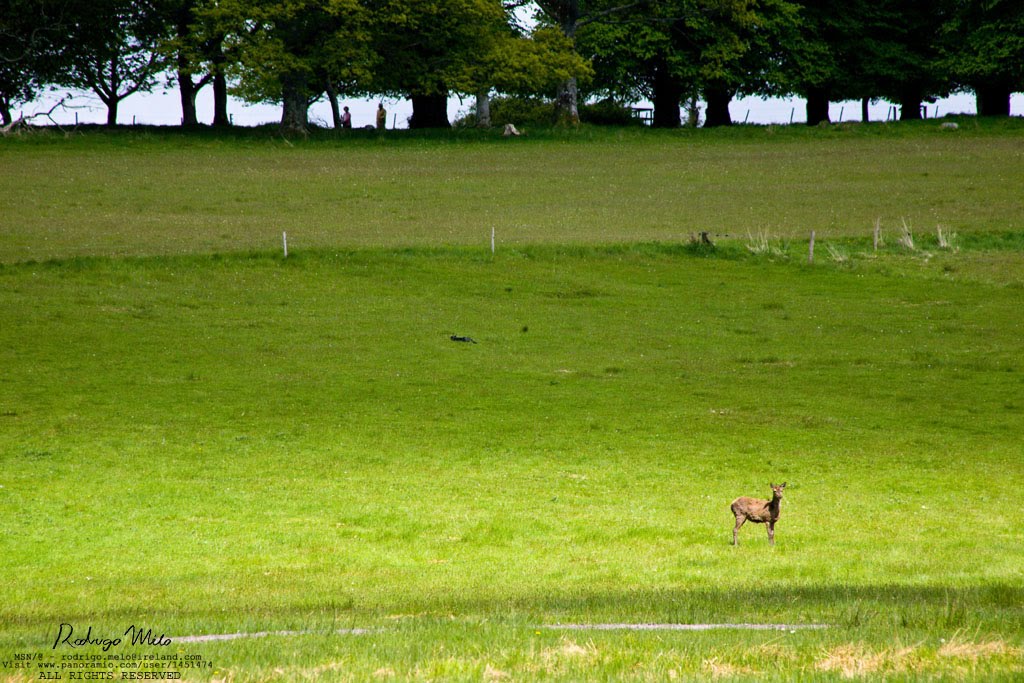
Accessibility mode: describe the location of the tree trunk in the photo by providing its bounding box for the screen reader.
[554,77,579,126]
[476,88,491,127]
[861,97,869,122]
[211,40,229,126]
[651,59,681,128]
[685,96,700,127]
[703,85,733,127]
[0,98,11,126]
[178,69,199,126]
[106,99,118,126]
[176,8,199,127]
[975,82,1011,116]
[212,71,229,126]
[409,93,449,128]
[899,91,922,120]
[805,87,830,126]
[326,81,342,129]
[552,1,581,127]
[280,73,309,133]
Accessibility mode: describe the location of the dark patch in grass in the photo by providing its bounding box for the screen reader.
[547,288,603,300]
[735,357,785,365]
[7,227,1020,273]
[393,583,1024,632]
[681,241,719,258]
[958,230,1024,251]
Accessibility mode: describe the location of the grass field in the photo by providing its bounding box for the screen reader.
[2,117,1024,263]
[1,121,1024,680]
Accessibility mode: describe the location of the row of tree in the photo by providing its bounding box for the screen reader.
[575,0,1024,127]
[2,0,1022,130]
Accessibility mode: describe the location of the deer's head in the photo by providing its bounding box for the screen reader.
[770,482,787,498]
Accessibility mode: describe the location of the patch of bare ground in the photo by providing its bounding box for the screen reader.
[483,663,512,681]
[522,637,602,677]
[938,636,1022,662]
[540,636,599,664]
[814,638,1024,679]
[702,657,760,678]
[816,643,924,678]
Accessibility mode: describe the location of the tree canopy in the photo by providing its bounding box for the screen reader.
[3,0,1023,129]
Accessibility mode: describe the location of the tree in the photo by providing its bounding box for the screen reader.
[777,3,854,123]
[693,0,800,127]
[209,0,369,132]
[55,0,168,125]
[0,0,85,124]
[578,0,781,128]
[576,0,685,127]
[867,0,952,121]
[945,0,1024,116]
[162,0,233,126]
[467,25,591,126]
[781,1,954,125]
[0,8,40,124]
[536,0,652,125]
[367,0,506,128]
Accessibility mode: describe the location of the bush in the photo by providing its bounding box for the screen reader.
[455,96,555,128]
[580,98,643,126]
[454,96,642,128]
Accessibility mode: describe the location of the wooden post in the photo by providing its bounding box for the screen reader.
[283,231,288,258]
[491,227,495,254]
[808,231,816,264]
[873,219,880,251]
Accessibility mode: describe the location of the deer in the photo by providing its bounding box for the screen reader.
[730,483,786,546]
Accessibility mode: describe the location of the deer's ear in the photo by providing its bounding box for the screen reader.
[782,482,787,488]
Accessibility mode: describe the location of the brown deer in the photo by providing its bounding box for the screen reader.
[731,483,786,546]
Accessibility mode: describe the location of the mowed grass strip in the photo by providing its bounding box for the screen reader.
[2,119,1024,263]
[1,246,1022,679]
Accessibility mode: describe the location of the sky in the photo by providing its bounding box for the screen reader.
[23,86,1024,130]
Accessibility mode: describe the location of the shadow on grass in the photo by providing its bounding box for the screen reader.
[500,583,1024,632]
[8,584,1021,637]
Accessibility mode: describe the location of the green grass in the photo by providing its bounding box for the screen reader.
[1,124,1024,680]
[2,117,1024,263]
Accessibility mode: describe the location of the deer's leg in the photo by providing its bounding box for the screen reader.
[767,521,775,545]
[732,516,745,545]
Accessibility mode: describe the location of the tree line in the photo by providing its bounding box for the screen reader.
[1,0,1022,130]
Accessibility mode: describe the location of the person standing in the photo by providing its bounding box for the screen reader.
[376,103,387,130]
[342,106,352,129]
